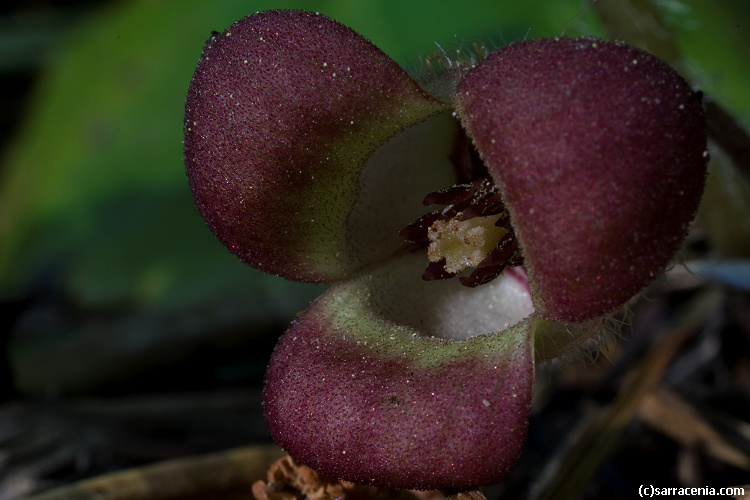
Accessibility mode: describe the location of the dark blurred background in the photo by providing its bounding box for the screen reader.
[1,1,749,499]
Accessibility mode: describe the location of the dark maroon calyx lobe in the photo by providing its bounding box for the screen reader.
[184,10,446,283]
[454,37,708,322]
[262,257,535,490]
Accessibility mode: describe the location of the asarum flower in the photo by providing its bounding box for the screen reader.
[184,10,707,491]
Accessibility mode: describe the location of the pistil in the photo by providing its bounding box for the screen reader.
[400,176,524,287]
[427,213,506,274]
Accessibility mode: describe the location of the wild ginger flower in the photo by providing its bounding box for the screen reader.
[183,10,706,491]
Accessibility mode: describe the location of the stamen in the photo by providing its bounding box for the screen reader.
[459,263,507,287]
[459,233,524,288]
[421,258,456,281]
[399,211,443,243]
[423,184,475,207]
[399,174,525,288]
[459,193,505,220]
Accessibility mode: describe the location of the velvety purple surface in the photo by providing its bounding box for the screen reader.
[263,294,534,490]
[456,38,707,322]
[184,10,441,282]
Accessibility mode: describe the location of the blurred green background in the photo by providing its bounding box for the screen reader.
[0,0,748,397]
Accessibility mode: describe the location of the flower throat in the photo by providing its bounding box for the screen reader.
[399,138,524,288]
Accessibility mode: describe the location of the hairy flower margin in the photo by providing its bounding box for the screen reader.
[184,10,707,491]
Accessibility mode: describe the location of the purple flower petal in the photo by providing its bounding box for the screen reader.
[185,10,451,282]
[455,37,707,322]
[263,252,535,489]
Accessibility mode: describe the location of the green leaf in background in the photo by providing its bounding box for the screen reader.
[662,0,750,127]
